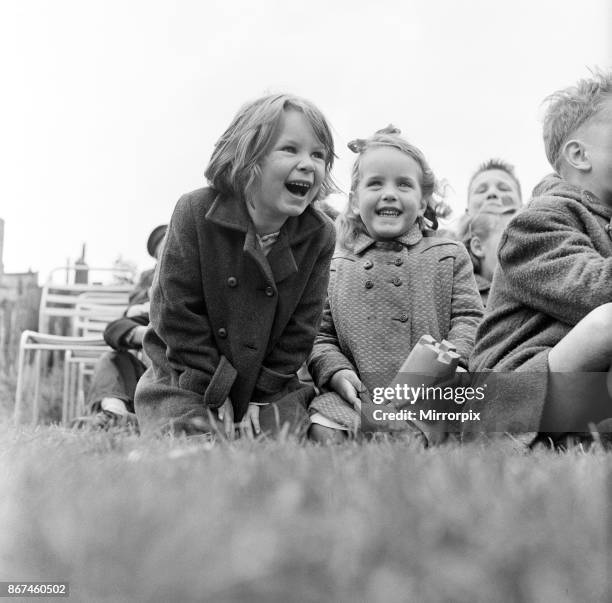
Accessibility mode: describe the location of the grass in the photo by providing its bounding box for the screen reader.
[1,422,610,603]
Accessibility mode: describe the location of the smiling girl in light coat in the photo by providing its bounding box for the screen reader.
[307,126,483,442]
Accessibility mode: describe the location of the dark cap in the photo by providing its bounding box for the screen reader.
[147,225,168,258]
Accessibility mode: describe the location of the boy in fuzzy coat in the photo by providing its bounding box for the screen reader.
[468,71,612,444]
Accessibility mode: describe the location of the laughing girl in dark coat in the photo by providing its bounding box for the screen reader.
[135,94,337,438]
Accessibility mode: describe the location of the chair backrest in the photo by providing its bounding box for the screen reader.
[38,267,133,333]
[73,301,128,337]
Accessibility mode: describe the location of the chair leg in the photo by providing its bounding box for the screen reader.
[32,350,42,425]
[62,352,71,426]
[75,364,85,420]
[14,331,29,425]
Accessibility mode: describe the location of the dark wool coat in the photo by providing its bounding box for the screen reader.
[134,187,336,433]
[104,267,153,350]
[308,225,483,393]
[104,314,149,350]
[468,174,612,432]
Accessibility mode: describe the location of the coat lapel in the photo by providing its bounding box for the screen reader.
[266,229,299,284]
[206,195,325,286]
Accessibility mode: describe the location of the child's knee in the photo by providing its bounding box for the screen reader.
[308,423,347,444]
[581,302,612,334]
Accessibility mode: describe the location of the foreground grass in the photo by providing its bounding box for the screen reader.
[0,425,610,603]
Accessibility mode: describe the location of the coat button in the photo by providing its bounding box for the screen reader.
[392,277,402,286]
[265,286,275,297]
[363,260,373,270]
[218,328,227,339]
[227,276,238,288]
[399,312,409,322]
[365,280,374,289]
[394,258,403,266]
[393,242,403,252]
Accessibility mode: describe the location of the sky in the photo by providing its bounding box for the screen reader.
[1,0,610,281]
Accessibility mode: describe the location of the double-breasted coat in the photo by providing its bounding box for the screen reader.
[308,226,483,393]
[134,187,336,433]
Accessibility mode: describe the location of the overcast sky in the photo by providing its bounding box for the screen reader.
[2,0,610,280]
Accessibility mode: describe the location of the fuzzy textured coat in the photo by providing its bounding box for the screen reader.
[468,174,612,432]
[308,225,483,393]
[134,187,336,433]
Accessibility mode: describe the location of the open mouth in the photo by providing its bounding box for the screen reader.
[285,181,312,198]
[376,208,401,217]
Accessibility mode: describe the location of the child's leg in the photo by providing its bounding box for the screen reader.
[548,303,612,371]
[542,303,612,432]
[258,399,310,440]
[308,423,348,444]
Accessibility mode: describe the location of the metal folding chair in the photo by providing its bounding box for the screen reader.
[14,330,111,425]
[14,267,135,425]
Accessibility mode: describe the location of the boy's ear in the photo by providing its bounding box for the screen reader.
[469,236,485,258]
[349,191,360,215]
[562,139,591,172]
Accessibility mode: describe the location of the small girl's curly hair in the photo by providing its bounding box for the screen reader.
[336,125,448,249]
[205,93,338,204]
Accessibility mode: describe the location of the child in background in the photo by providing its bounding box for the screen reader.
[308,126,483,442]
[454,159,523,242]
[466,158,522,216]
[135,94,337,438]
[469,71,612,444]
[462,205,517,306]
[73,225,167,431]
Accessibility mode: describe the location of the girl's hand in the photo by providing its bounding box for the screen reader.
[217,397,235,439]
[329,369,363,409]
[240,403,262,439]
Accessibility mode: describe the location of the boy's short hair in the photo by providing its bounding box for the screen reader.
[467,158,522,202]
[205,93,338,203]
[543,70,612,172]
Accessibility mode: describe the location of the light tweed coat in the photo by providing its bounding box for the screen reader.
[308,225,483,393]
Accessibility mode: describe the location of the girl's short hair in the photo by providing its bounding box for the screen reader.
[337,125,444,249]
[205,93,338,203]
[462,206,517,274]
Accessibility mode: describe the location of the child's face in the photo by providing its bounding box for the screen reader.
[354,147,425,241]
[582,99,612,205]
[468,169,521,215]
[249,109,327,233]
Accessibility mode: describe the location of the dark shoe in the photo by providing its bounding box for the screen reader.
[589,418,612,450]
[71,410,139,433]
[530,418,612,452]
